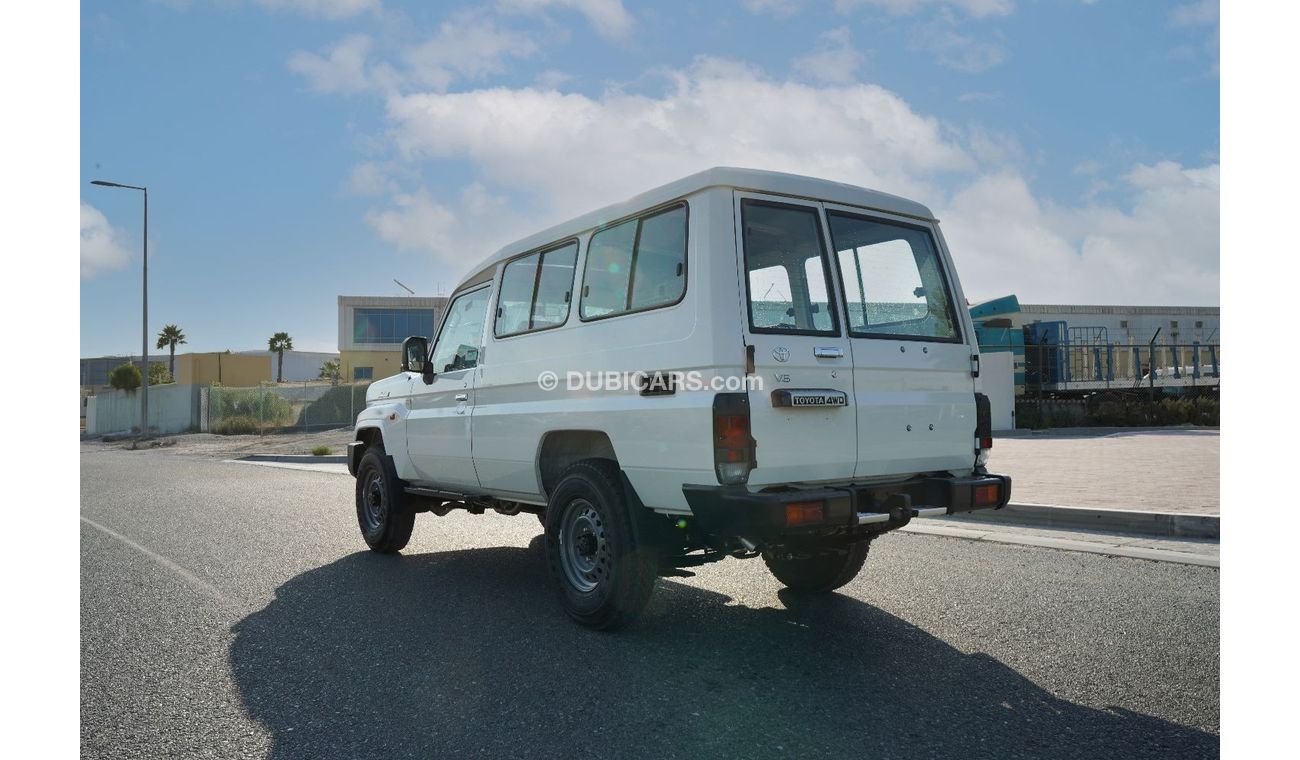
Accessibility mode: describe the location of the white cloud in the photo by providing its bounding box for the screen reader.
[384,57,972,225]
[793,27,866,84]
[403,12,538,92]
[1171,0,1218,26]
[81,201,132,279]
[498,0,633,39]
[288,34,379,93]
[254,0,380,20]
[365,184,536,270]
[908,17,1006,72]
[288,13,536,95]
[941,161,1219,304]
[743,0,804,18]
[833,0,1014,18]
[329,54,1214,306]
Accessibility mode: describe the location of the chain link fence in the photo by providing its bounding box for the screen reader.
[205,381,371,435]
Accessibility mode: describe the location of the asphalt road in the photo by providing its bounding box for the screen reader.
[81,448,1220,759]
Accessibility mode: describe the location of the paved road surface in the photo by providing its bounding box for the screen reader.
[81,448,1219,759]
[993,429,1219,514]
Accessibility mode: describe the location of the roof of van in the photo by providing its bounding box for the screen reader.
[456,166,936,291]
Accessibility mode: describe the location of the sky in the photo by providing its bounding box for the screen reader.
[80,0,1220,356]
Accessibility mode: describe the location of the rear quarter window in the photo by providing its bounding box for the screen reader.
[580,203,688,320]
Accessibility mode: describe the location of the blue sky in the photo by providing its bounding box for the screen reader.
[81,0,1219,356]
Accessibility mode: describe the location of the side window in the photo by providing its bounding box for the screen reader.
[494,241,578,337]
[531,243,578,328]
[430,288,491,373]
[741,200,838,335]
[495,254,540,336]
[580,203,687,319]
[827,212,959,341]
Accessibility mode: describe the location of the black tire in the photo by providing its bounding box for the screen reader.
[544,460,656,630]
[354,444,416,554]
[762,540,870,593]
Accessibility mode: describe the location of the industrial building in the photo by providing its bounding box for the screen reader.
[337,295,447,382]
[970,296,1220,396]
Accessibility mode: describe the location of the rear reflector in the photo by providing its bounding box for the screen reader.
[979,436,993,450]
[784,501,824,527]
[973,483,1001,507]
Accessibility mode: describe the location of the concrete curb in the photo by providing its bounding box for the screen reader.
[902,522,1218,568]
[950,502,1219,539]
[239,454,348,464]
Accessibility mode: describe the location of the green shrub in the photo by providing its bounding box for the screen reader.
[1191,397,1220,425]
[298,383,370,428]
[109,363,142,393]
[148,362,173,385]
[1014,402,1043,429]
[311,445,332,456]
[1152,398,1193,426]
[212,415,262,435]
[212,386,294,429]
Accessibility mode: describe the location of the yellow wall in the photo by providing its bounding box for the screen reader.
[176,353,272,386]
[340,350,402,382]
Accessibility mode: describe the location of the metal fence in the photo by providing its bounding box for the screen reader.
[206,381,371,435]
[1023,342,1220,396]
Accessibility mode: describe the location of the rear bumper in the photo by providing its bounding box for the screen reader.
[681,472,1011,541]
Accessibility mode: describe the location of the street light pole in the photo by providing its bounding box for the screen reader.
[90,180,149,437]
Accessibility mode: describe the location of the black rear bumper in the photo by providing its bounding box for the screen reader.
[682,472,1011,541]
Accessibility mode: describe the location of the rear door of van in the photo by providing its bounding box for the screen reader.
[821,202,977,478]
[734,192,857,485]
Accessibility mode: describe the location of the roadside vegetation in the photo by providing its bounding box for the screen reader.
[1016,395,1219,429]
[108,363,141,393]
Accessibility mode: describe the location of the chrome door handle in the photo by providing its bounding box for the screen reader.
[455,393,469,402]
[813,346,844,359]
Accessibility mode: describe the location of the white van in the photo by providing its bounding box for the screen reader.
[348,167,1010,629]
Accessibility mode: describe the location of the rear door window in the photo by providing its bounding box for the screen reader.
[827,212,960,342]
[741,199,839,335]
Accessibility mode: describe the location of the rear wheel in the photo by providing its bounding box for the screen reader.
[763,540,870,592]
[354,444,416,554]
[544,460,656,630]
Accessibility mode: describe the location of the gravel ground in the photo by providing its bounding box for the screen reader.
[82,448,1219,759]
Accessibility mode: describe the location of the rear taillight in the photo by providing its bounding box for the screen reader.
[713,392,757,485]
[974,392,992,467]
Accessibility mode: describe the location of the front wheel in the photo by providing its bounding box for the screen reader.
[544,460,656,630]
[354,446,415,554]
[763,540,870,593]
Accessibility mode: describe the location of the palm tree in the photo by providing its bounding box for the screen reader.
[268,332,293,383]
[155,324,187,379]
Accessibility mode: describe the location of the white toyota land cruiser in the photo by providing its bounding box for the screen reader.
[348,167,1010,629]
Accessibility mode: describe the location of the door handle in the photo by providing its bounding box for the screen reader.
[813,346,844,359]
[455,393,469,402]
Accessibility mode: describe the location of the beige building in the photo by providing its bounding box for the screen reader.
[176,352,272,386]
[338,295,447,382]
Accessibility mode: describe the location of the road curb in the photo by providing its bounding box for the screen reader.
[949,502,1219,540]
[239,454,348,464]
[902,522,1219,568]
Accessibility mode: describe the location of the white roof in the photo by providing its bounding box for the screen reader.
[457,167,936,290]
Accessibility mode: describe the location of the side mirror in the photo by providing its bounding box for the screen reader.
[401,336,429,374]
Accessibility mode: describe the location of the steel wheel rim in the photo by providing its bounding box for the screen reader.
[558,498,608,594]
[361,469,386,530]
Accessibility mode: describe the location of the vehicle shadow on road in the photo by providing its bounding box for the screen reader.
[230,539,1217,759]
